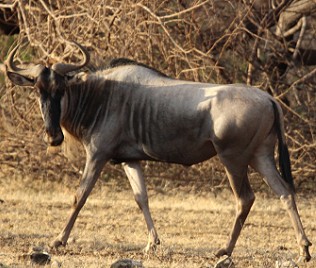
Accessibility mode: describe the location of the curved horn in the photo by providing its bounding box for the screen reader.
[6,44,22,72]
[5,44,45,78]
[52,41,90,75]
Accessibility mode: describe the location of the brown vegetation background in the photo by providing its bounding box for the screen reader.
[0,0,315,192]
[0,1,315,267]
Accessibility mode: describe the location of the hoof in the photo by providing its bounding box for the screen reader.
[215,248,229,258]
[214,255,234,268]
[297,255,311,263]
[50,239,65,249]
[298,245,311,262]
[143,238,160,254]
[143,243,156,254]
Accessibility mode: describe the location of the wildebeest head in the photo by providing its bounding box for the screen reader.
[5,42,89,146]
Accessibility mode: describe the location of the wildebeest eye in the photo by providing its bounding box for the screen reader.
[40,89,49,101]
[50,72,66,96]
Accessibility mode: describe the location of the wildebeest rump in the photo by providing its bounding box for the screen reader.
[4,42,311,261]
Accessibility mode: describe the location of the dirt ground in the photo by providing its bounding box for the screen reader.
[0,170,315,268]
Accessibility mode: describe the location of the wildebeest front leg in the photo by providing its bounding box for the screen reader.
[122,161,160,253]
[51,155,106,248]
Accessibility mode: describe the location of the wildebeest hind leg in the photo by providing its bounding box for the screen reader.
[122,161,160,253]
[251,155,312,262]
[215,159,255,257]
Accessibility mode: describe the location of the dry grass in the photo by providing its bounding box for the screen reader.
[0,174,315,268]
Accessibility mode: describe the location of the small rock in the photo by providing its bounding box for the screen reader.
[30,251,51,265]
[110,259,144,268]
[214,255,234,268]
[29,246,51,265]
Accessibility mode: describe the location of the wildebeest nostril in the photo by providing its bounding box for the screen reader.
[50,132,64,146]
[44,130,64,146]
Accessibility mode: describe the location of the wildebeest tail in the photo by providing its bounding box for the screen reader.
[271,101,295,192]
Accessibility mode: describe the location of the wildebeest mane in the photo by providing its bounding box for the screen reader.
[86,57,168,78]
[109,58,168,77]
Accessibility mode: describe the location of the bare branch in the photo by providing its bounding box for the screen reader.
[292,16,307,59]
[160,0,209,20]
[0,1,18,10]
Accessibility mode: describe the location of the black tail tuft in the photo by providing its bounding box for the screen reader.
[272,101,295,192]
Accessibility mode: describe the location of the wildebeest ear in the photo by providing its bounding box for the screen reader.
[7,71,35,87]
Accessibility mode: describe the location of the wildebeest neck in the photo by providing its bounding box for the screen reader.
[61,77,116,141]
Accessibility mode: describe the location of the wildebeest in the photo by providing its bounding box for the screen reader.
[4,42,311,261]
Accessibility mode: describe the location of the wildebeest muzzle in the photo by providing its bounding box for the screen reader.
[44,127,64,146]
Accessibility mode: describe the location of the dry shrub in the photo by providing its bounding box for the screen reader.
[0,0,315,192]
